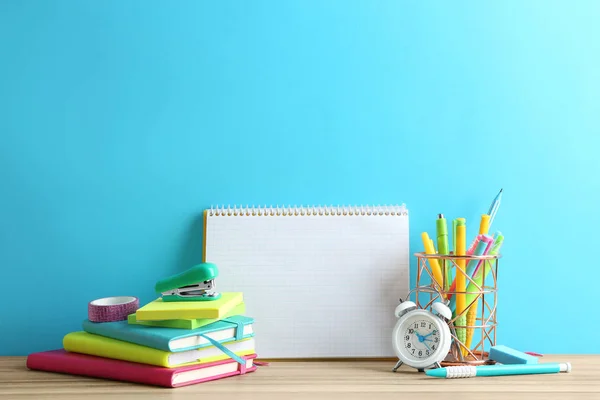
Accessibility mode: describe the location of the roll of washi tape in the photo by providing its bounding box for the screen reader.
[88,296,139,322]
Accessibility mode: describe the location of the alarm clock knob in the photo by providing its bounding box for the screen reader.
[432,302,452,320]
[394,301,417,318]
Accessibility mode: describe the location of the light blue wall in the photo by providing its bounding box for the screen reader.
[2,1,599,356]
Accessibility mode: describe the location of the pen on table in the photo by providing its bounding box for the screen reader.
[488,189,503,227]
[436,214,450,291]
[425,363,571,378]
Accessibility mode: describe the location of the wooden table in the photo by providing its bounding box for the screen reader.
[0,355,595,399]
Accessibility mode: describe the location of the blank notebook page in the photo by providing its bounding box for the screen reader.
[204,205,409,358]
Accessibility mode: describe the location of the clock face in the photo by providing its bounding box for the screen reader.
[401,316,441,360]
[392,306,452,369]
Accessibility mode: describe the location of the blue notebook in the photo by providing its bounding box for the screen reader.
[82,315,254,353]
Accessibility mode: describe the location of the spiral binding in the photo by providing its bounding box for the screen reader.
[207,204,408,217]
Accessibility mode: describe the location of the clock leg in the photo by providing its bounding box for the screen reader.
[433,362,442,369]
[392,360,403,372]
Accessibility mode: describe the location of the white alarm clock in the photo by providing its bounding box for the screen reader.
[392,294,452,372]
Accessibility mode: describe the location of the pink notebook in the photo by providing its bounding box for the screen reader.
[26,349,257,388]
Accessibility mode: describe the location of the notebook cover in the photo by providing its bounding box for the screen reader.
[128,302,246,329]
[26,349,257,388]
[63,331,255,368]
[83,315,254,352]
[135,292,243,320]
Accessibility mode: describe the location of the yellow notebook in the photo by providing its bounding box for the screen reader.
[63,331,255,368]
[135,292,243,321]
[128,302,246,329]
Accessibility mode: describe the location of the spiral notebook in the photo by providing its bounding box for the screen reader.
[203,205,409,358]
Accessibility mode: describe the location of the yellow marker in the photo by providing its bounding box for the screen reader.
[429,238,441,287]
[479,214,490,235]
[455,222,467,353]
[421,232,444,291]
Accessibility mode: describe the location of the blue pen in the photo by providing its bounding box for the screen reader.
[426,363,571,378]
[487,188,503,227]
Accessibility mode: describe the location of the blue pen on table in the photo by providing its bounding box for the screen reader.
[426,362,571,379]
[488,188,503,227]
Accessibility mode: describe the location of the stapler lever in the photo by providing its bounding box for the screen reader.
[155,263,222,302]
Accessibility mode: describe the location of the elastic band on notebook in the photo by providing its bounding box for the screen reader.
[238,361,247,374]
[220,318,244,341]
[199,334,245,365]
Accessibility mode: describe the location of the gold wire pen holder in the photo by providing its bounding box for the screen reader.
[413,252,500,366]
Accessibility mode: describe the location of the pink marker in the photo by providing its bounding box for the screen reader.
[470,234,494,277]
[467,235,482,255]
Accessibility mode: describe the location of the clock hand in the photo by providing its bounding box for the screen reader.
[422,332,434,339]
[422,341,432,351]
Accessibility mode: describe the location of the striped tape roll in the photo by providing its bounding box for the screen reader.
[88,296,139,322]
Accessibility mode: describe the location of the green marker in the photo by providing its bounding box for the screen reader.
[436,214,450,291]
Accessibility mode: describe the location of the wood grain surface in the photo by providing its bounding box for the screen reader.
[0,355,595,400]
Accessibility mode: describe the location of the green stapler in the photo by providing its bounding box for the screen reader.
[155,263,222,302]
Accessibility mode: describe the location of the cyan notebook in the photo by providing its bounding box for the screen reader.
[83,315,254,352]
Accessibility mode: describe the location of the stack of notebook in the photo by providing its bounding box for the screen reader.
[27,292,258,388]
